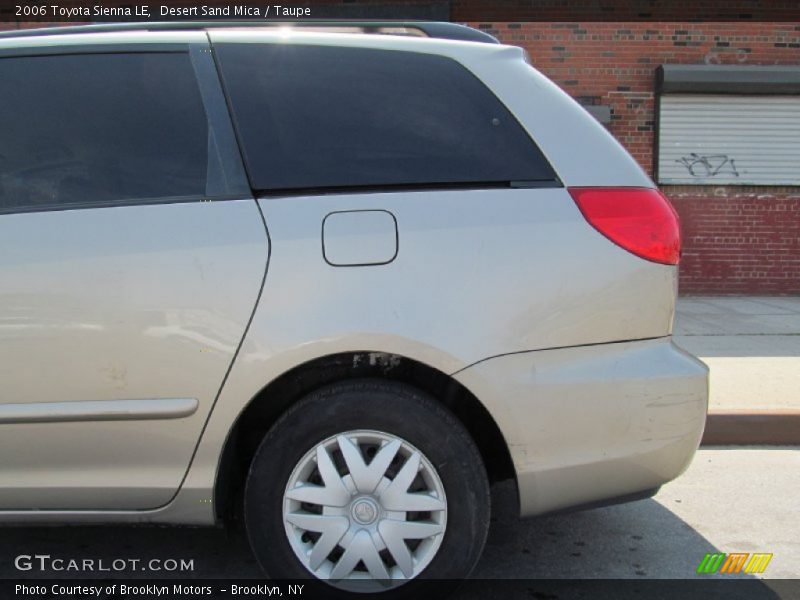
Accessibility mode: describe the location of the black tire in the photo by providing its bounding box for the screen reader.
[244,378,490,595]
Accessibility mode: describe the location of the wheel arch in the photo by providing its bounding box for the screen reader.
[214,351,516,521]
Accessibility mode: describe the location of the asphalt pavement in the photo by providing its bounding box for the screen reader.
[1,448,797,586]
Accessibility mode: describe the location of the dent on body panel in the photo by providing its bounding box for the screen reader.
[5,202,258,325]
[455,339,707,514]
[0,200,268,509]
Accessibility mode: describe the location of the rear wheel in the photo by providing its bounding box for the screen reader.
[244,379,490,593]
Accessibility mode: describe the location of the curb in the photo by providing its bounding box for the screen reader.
[701,409,800,446]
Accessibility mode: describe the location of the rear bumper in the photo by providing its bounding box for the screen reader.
[454,337,708,516]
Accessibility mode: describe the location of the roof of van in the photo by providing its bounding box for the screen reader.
[0,21,499,44]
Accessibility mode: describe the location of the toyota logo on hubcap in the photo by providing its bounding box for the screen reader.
[351,499,378,525]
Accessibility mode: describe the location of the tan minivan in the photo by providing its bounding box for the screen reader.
[0,21,707,591]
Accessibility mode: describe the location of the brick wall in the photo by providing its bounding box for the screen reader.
[479,22,800,295]
[668,187,800,295]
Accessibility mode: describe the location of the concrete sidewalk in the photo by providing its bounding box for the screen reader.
[674,296,800,444]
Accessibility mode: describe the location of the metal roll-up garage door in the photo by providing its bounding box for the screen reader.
[657,94,800,185]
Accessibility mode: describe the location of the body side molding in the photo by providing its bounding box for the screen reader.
[0,398,199,424]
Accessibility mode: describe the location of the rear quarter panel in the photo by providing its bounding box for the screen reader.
[179,188,677,508]
[258,188,674,368]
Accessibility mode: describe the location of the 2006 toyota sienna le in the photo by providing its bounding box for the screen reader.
[0,21,708,591]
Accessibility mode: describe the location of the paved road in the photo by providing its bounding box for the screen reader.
[1,448,797,596]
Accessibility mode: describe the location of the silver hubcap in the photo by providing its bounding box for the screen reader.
[282,430,447,589]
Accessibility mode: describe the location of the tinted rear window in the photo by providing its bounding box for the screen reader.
[215,43,557,192]
[0,53,210,211]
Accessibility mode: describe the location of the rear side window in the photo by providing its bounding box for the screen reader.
[215,43,557,192]
[0,53,212,211]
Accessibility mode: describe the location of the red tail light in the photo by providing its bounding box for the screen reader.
[568,187,681,265]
